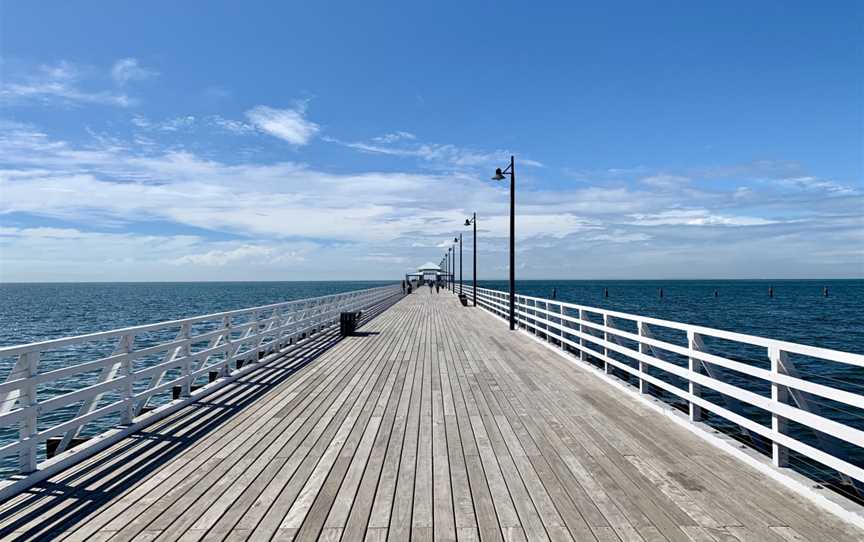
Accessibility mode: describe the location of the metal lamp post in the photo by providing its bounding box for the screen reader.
[454,235,462,295]
[493,156,516,331]
[452,242,456,291]
[464,213,476,306]
[448,247,453,290]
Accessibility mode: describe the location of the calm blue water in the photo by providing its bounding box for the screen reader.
[0,280,861,491]
[0,281,394,348]
[477,279,863,354]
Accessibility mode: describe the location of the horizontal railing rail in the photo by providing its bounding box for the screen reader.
[0,284,400,477]
[462,284,864,494]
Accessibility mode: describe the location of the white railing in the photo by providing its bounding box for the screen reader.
[0,284,400,477]
[463,284,864,491]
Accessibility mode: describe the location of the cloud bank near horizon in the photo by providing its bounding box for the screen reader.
[0,58,861,281]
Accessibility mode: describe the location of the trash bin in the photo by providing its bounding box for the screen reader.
[458,294,468,306]
[340,311,361,336]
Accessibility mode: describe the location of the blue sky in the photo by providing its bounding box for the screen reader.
[1,1,861,281]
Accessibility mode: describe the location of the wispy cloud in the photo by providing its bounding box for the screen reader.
[208,115,256,135]
[639,174,690,189]
[168,244,307,266]
[775,176,858,195]
[628,209,776,227]
[324,133,544,170]
[373,131,416,143]
[0,60,135,107]
[0,59,158,108]
[132,114,196,132]
[111,58,158,86]
[245,104,320,146]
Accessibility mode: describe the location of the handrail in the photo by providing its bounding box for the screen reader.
[0,284,400,476]
[462,284,864,491]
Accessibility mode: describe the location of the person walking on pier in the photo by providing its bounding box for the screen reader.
[401,280,406,295]
[435,281,440,294]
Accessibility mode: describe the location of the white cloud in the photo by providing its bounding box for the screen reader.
[0,227,320,281]
[168,244,306,266]
[0,61,134,107]
[245,104,320,146]
[208,115,255,134]
[373,131,416,143]
[776,176,858,195]
[111,58,158,86]
[325,135,544,169]
[628,209,776,227]
[132,115,195,131]
[639,174,690,189]
[1,120,861,280]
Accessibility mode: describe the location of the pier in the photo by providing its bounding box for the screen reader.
[0,287,862,541]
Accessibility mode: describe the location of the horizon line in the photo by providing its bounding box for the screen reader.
[1,277,862,285]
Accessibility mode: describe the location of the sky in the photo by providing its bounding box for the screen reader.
[0,1,861,281]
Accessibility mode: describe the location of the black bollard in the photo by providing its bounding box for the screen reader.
[823,286,829,297]
[659,288,663,299]
[714,289,719,298]
[768,286,774,298]
[551,287,557,300]
[604,287,609,298]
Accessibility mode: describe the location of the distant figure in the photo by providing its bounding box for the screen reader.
[401,280,406,295]
[714,289,719,298]
[768,286,774,298]
[428,281,433,292]
[823,286,829,297]
[551,287,557,300]
[436,282,440,294]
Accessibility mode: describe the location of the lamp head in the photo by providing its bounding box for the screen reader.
[454,236,459,243]
[464,219,471,226]
[492,168,506,181]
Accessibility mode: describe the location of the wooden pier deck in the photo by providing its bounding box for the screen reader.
[0,290,861,542]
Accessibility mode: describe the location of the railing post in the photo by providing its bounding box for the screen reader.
[687,330,703,422]
[559,304,566,351]
[121,333,136,425]
[637,321,648,394]
[252,310,263,360]
[578,309,586,361]
[602,314,611,374]
[19,351,39,473]
[543,300,550,340]
[276,306,285,349]
[222,315,233,377]
[180,322,193,397]
[770,345,789,468]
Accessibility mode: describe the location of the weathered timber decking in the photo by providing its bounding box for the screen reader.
[0,290,861,541]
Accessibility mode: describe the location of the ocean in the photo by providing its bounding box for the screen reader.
[0,279,861,488]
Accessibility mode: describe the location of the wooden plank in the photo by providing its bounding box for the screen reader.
[338,303,420,541]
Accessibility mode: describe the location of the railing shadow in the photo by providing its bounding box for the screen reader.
[0,292,402,540]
